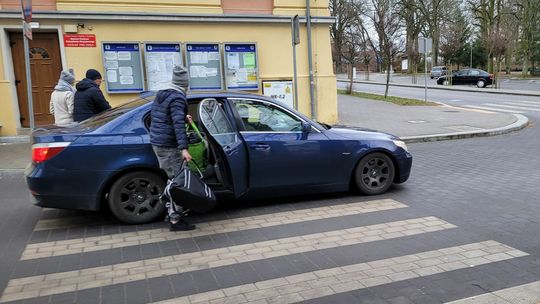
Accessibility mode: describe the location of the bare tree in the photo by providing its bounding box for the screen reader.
[439,5,470,68]
[515,0,540,76]
[416,0,451,66]
[397,0,423,82]
[366,0,403,98]
[330,0,364,73]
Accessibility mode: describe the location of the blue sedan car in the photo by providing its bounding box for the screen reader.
[26,92,412,224]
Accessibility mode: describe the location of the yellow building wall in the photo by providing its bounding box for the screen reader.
[56,0,223,14]
[273,0,329,16]
[65,20,336,123]
[0,81,18,136]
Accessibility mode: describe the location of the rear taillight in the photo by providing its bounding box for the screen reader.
[489,74,494,79]
[32,142,70,163]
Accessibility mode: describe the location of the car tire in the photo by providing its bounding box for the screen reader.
[109,171,166,224]
[477,80,486,88]
[354,152,395,195]
[443,80,449,85]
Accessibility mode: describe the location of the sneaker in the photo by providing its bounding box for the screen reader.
[170,218,196,231]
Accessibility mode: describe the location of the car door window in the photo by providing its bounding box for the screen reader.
[232,99,303,132]
[456,70,468,76]
[470,70,480,76]
[199,98,237,146]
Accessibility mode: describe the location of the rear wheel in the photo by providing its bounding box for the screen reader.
[443,80,449,85]
[109,171,166,224]
[477,79,486,88]
[354,152,395,195]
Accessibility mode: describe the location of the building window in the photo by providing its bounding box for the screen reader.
[221,0,273,15]
[29,47,50,59]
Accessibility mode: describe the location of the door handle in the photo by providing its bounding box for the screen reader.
[250,143,270,151]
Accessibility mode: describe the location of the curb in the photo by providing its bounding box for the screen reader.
[0,136,30,143]
[337,79,540,97]
[400,114,529,144]
[0,169,25,176]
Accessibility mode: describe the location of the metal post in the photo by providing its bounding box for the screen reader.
[22,22,34,130]
[424,38,427,103]
[470,41,473,68]
[291,16,299,110]
[305,0,317,120]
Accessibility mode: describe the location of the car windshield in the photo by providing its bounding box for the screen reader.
[78,95,154,128]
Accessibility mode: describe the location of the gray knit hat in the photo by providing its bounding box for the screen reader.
[60,70,75,85]
[171,65,189,90]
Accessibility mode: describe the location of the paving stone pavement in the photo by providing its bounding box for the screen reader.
[2,118,540,303]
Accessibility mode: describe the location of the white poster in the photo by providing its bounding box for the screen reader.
[190,52,209,64]
[104,51,118,61]
[106,70,118,83]
[120,75,134,85]
[117,51,132,61]
[227,53,240,70]
[263,81,294,109]
[119,66,133,76]
[105,60,119,69]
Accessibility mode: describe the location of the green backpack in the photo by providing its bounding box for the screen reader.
[186,121,208,173]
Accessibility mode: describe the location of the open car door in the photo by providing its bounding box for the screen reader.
[198,98,249,197]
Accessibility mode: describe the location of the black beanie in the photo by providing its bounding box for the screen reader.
[86,69,102,81]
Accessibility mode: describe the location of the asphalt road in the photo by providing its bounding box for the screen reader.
[343,73,540,92]
[338,81,540,116]
[1,120,540,302]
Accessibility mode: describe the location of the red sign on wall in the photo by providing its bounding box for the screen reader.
[63,34,96,47]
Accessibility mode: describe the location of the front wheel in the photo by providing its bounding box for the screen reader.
[354,152,395,195]
[109,171,166,224]
[477,80,486,88]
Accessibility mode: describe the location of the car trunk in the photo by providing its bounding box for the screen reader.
[31,124,96,144]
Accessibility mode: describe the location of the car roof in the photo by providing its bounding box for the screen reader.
[140,90,276,102]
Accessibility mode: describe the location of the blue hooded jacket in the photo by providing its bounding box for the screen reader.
[149,89,188,150]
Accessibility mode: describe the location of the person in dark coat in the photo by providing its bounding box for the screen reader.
[150,65,195,231]
[73,69,111,122]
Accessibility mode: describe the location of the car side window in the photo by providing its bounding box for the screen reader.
[470,70,480,76]
[456,70,468,76]
[232,99,303,132]
[199,98,237,146]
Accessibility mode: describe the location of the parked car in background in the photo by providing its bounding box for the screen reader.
[25,92,413,224]
[430,66,447,79]
[437,68,494,88]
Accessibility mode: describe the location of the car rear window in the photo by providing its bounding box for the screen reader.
[78,96,153,128]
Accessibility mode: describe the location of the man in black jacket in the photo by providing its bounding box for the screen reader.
[73,69,111,122]
[150,65,195,231]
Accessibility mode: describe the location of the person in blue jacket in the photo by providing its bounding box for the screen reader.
[73,69,111,122]
[150,65,195,231]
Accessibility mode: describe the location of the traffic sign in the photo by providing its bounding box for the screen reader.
[23,21,32,40]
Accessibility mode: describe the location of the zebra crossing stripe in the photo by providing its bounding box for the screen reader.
[502,100,540,106]
[21,199,407,260]
[1,217,454,302]
[462,105,524,114]
[150,241,528,304]
[446,280,540,304]
[483,103,540,112]
[501,101,540,109]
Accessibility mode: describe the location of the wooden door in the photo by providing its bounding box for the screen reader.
[10,32,62,127]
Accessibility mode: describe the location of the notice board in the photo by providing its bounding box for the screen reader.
[102,42,145,93]
[224,43,259,90]
[185,43,223,90]
[262,80,294,109]
[144,43,183,91]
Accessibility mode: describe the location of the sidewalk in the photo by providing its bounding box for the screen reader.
[0,96,529,171]
[337,74,540,97]
[337,94,528,143]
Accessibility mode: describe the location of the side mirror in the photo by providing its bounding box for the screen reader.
[301,121,311,133]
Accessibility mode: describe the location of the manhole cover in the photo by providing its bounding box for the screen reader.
[407,120,427,124]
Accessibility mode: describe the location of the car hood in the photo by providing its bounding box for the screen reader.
[325,127,399,141]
